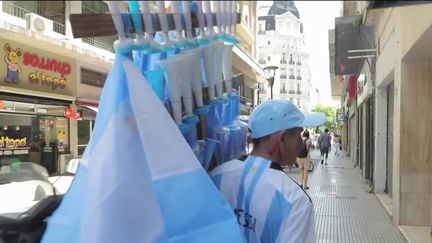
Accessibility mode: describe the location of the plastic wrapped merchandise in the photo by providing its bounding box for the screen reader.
[236,119,249,158]
[227,91,241,124]
[212,126,231,166]
[191,139,206,166]
[226,123,242,161]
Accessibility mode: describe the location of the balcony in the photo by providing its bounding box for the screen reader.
[289,90,296,94]
[280,89,288,94]
[258,59,266,65]
[258,89,267,94]
[280,74,287,79]
[82,36,116,53]
[280,60,287,64]
[297,91,302,95]
[2,2,65,35]
[296,76,302,80]
[258,30,266,35]
[289,60,295,65]
[289,75,295,80]
[297,61,302,66]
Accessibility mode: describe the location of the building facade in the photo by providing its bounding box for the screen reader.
[0,1,113,174]
[331,1,432,240]
[256,1,312,112]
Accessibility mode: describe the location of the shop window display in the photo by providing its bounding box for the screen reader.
[0,101,69,174]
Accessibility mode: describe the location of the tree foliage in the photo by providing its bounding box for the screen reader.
[311,104,339,131]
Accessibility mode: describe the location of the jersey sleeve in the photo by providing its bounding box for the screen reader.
[276,194,316,243]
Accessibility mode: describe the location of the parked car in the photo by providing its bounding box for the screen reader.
[0,161,75,242]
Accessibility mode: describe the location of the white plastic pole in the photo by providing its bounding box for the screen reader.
[213,44,225,98]
[157,58,183,125]
[222,44,234,94]
[202,44,217,100]
[182,1,194,40]
[182,48,204,107]
[170,1,185,42]
[155,1,174,46]
[178,53,194,117]
[139,1,154,39]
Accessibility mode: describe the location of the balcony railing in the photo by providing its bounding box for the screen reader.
[280,89,288,94]
[289,90,296,94]
[289,75,295,80]
[53,21,65,35]
[258,59,266,65]
[296,76,302,80]
[258,30,266,35]
[2,2,65,35]
[240,96,253,106]
[258,90,266,94]
[289,60,295,65]
[297,91,302,95]
[3,2,29,19]
[296,61,302,65]
[280,74,287,79]
[82,36,116,53]
[280,60,287,64]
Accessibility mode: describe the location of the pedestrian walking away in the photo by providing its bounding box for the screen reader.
[318,129,331,165]
[210,100,326,243]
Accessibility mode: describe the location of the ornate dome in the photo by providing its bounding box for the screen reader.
[267,1,300,19]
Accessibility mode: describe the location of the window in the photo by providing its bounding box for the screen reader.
[289,69,294,76]
[297,69,301,76]
[267,56,271,61]
[297,84,300,92]
[81,68,108,88]
[297,99,300,106]
[258,83,265,93]
[77,120,93,155]
[267,40,271,45]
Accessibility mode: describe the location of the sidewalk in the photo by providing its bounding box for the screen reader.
[286,149,407,243]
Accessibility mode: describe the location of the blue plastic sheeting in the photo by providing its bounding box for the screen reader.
[43,53,245,243]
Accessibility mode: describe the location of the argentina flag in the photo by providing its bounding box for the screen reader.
[42,53,245,242]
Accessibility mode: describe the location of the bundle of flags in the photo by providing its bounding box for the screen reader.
[42,51,245,242]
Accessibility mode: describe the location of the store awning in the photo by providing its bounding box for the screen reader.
[335,15,375,75]
[81,105,98,113]
[232,46,267,87]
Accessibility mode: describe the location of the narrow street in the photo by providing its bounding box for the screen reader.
[287,150,407,243]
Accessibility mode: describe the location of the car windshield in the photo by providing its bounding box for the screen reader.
[0,162,54,215]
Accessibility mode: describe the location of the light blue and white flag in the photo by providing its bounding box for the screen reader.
[42,53,245,243]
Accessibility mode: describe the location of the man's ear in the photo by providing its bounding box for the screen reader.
[272,131,285,145]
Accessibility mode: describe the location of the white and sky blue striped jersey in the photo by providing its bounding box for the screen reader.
[210,156,316,243]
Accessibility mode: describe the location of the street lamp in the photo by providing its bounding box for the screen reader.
[263,66,278,100]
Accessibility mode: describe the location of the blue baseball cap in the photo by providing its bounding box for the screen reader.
[249,100,327,139]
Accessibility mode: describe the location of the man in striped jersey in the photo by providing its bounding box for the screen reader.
[211,100,326,243]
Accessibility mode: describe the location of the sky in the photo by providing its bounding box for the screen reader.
[294,1,341,107]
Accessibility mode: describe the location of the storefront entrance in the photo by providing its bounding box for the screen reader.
[0,98,70,175]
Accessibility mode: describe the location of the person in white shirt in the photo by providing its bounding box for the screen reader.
[210,100,326,243]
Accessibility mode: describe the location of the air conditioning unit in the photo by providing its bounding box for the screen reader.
[25,13,53,33]
[58,154,74,174]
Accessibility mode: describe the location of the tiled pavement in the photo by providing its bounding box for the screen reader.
[286,149,407,243]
